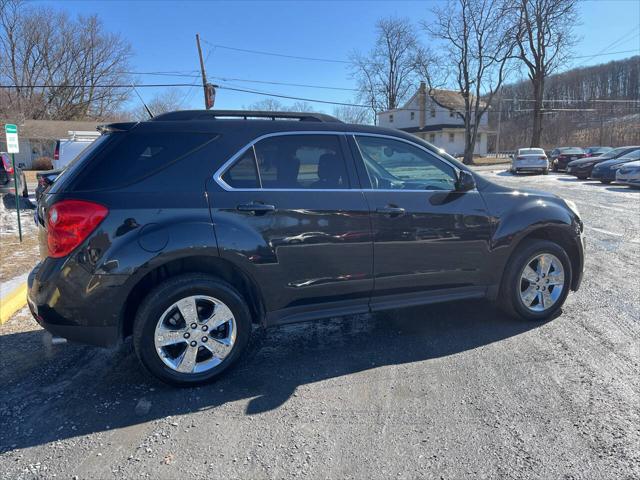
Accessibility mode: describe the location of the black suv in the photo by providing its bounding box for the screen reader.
[28,110,585,386]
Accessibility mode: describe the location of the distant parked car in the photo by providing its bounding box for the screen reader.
[567,146,640,179]
[615,160,640,188]
[510,148,549,175]
[584,146,612,157]
[0,151,28,197]
[54,131,100,170]
[591,149,640,183]
[551,147,586,172]
[35,170,61,202]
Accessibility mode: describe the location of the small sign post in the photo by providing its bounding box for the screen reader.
[4,124,22,242]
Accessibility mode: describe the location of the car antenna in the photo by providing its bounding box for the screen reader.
[132,85,154,119]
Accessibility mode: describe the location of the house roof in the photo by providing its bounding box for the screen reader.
[0,120,103,141]
[377,87,487,115]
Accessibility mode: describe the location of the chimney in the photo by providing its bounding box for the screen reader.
[418,81,427,130]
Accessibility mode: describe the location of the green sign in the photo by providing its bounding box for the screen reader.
[4,123,19,153]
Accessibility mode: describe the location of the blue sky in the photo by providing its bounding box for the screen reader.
[32,0,640,112]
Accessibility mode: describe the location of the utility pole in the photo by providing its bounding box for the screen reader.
[195,34,212,109]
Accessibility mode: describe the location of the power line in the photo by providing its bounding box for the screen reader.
[200,40,350,64]
[572,49,639,59]
[210,75,358,92]
[219,85,367,107]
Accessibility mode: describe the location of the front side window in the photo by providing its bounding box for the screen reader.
[251,134,349,189]
[355,136,457,191]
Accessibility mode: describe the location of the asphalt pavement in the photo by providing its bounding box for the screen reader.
[1,169,638,479]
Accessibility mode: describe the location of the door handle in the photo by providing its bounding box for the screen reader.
[376,205,406,216]
[237,202,276,214]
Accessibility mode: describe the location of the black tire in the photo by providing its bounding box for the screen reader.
[499,239,572,321]
[133,274,252,386]
[600,179,611,184]
[543,169,549,175]
[576,175,587,180]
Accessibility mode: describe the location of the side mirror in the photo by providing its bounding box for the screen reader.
[455,170,476,192]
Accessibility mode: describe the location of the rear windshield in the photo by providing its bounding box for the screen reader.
[519,148,545,155]
[561,148,584,154]
[56,131,212,191]
[49,134,112,193]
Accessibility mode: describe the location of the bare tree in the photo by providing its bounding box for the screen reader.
[332,104,372,124]
[245,99,319,113]
[424,0,515,164]
[0,0,133,120]
[351,17,422,119]
[128,89,184,121]
[514,0,579,146]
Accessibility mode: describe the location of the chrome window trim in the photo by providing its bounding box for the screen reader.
[212,130,473,193]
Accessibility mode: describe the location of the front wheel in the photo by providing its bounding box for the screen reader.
[499,239,572,321]
[133,274,252,386]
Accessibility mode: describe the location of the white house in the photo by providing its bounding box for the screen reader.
[376,82,490,157]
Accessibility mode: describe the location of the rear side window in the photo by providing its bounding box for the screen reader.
[220,134,350,190]
[74,132,211,190]
[222,149,259,188]
[254,134,349,189]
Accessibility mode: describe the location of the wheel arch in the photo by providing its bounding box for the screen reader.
[120,255,266,340]
[496,225,582,297]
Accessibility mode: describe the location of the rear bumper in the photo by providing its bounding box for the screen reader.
[27,260,126,347]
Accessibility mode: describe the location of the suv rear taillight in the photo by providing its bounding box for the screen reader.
[47,200,108,258]
[1,154,13,174]
[54,142,60,161]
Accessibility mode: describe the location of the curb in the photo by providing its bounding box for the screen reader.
[0,283,28,324]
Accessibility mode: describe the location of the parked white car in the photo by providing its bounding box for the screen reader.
[615,160,640,188]
[53,131,100,170]
[510,148,549,175]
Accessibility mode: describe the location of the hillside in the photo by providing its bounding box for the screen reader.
[489,56,640,149]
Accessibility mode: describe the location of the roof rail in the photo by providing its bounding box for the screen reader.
[151,110,343,123]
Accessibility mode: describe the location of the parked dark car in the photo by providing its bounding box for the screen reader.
[35,170,61,202]
[0,151,28,197]
[551,147,586,172]
[28,110,586,386]
[567,146,640,179]
[591,149,640,183]
[584,146,612,157]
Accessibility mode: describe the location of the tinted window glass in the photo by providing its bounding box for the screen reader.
[222,149,259,188]
[254,135,349,189]
[76,132,211,190]
[356,136,456,191]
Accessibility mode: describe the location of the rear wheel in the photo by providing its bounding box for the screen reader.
[133,274,252,386]
[600,179,612,184]
[499,239,572,321]
[576,175,587,180]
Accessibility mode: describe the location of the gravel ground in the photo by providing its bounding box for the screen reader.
[0,170,638,479]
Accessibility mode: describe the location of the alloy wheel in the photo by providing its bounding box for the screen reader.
[519,253,565,312]
[154,295,236,374]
